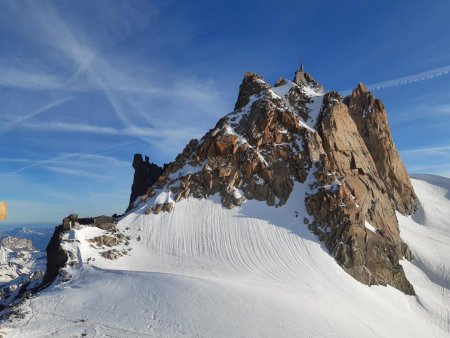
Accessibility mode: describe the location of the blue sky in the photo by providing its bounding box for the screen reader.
[0,0,449,225]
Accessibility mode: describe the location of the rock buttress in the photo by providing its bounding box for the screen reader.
[308,91,414,294]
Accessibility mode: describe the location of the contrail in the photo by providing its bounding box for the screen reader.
[367,65,450,90]
[0,96,72,134]
[341,64,450,94]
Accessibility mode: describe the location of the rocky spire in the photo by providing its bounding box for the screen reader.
[293,63,322,90]
[126,154,163,212]
[344,83,419,215]
[233,72,270,110]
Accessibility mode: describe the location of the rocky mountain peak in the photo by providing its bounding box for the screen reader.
[127,67,418,294]
[293,64,323,91]
[130,71,324,213]
[351,82,368,95]
[234,72,270,110]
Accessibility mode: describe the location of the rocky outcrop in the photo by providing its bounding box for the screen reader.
[308,92,415,294]
[234,72,270,110]
[128,65,418,294]
[127,154,163,212]
[41,215,73,287]
[344,83,419,215]
[293,64,323,91]
[42,214,121,288]
[0,214,125,320]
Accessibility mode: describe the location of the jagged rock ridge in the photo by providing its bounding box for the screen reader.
[129,65,419,294]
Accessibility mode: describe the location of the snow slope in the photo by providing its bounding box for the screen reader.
[397,175,450,334]
[2,175,450,337]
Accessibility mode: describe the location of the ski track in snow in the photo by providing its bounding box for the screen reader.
[3,175,450,337]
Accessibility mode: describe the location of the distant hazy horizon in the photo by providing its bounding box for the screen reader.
[0,222,57,231]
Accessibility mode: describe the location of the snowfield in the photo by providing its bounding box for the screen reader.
[2,175,449,337]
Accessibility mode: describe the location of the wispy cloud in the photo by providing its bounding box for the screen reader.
[0,1,225,224]
[434,105,450,114]
[24,121,119,135]
[44,165,107,178]
[0,97,72,134]
[23,121,201,144]
[0,152,129,177]
[0,157,34,163]
[400,145,450,177]
[388,102,450,125]
[407,163,450,172]
[0,1,224,153]
[0,68,64,91]
[401,145,450,158]
[0,66,220,101]
[341,64,450,94]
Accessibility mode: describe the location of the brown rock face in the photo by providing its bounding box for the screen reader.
[130,67,418,294]
[344,84,419,215]
[234,72,270,110]
[310,92,414,294]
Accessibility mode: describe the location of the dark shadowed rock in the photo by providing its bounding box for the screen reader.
[127,154,163,212]
[41,215,75,287]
